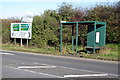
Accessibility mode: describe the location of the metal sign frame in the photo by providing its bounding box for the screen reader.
[11,23,32,39]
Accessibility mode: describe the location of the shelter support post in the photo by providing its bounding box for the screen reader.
[72,25,74,51]
[76,23,78,53]
[93,22,96,54]
[60,23,62,53]
[104,22,106,45]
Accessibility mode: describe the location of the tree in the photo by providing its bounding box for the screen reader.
[116,1,120,43]
[70,8,84,22]
[85,4,119,43]
[58,2,75,21]
[2,18,20,43]
[29,10,59,48]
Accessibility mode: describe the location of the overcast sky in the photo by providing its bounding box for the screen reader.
[0,0,118,19]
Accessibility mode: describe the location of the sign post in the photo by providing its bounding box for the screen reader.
[14,38,16,44]
[21,38,22,47]
[11,23,32,47]
[27,39,28,47]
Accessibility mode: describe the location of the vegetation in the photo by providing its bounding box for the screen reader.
[85,4,119,43]
[0,43,118,61]
[1,2,119,61]
[80,44,119,61]
[0,44,60,55]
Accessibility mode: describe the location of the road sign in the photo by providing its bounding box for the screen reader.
[21,17,33,23]
[12,24,20,31]
[11,23,32,39]
[21,24,30,31]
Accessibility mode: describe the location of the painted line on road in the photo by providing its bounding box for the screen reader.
[4,66,63,78]
[59,66,119,77]
[18,65,56,69]
[33,62,104,73]
[33,62,52,66]
[32,62,119,77]
[64,74,108,78]
[1,53,15,55]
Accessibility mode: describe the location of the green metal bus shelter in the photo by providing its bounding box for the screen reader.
[60,21,106,54]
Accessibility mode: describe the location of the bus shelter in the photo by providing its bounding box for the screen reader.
[60,21,106,54]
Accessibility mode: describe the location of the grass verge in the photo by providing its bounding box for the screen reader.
[0,44,60,55]
[61,44,119,61]
[0,43,119,61]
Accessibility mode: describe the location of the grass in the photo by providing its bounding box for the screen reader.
[0,43,60,55]
[0,43,119,61]
[61,44,119,61]
[78,44,119,61]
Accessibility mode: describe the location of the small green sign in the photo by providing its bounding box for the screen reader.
[13,24,19,31]
[21,24,29,31]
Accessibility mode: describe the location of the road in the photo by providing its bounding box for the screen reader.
[1,50,119,79]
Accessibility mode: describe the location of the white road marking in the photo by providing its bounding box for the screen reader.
[32,62,119,77]
[33,62,40,64]
[4,66,63,78]
[18,65,56,69]
[59,66,119,77]
[33,62,50,66]
[1,53,14,55]
[64,74,108,78]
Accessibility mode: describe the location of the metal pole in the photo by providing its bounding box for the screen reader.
[93,22,96,54]
[60,23,62,53]
[104,22,106,45]
[72,25,74,51]
[27,39,28,47]
[21,38,22,47]
[14,38,16,45]
[76,22,78,53]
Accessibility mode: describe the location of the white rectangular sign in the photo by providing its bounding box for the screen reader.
[21,17,33,23]
[96,32,100,43]
[11,23,32,39]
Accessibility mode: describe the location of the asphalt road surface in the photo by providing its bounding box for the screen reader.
[0,50,119,79]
